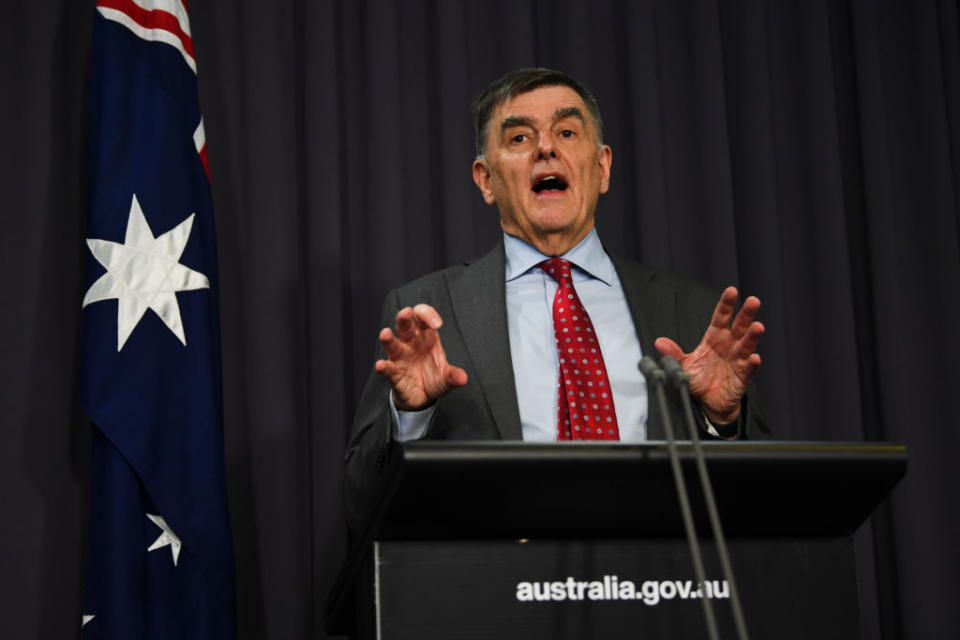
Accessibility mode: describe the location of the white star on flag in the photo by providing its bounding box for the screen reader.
[83,194,210,351]
[146,513,182,566]
[82,614,95,627]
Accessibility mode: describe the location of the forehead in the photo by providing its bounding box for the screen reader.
[493,85,588,127]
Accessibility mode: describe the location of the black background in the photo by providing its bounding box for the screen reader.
[1,1,958,638]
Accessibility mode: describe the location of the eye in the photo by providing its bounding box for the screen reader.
[560,129,575,138]
[511,133,527,144]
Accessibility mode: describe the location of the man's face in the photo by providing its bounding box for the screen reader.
[472,85,612,256]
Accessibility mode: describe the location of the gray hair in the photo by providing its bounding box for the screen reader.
[471,68,604,158]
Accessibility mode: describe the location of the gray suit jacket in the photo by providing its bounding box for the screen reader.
[344,238,768,528]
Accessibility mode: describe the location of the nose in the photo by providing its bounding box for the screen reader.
[537,132,557,159]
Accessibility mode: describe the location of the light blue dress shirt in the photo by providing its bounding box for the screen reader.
[503,230,647,441]
[393,229,647,441]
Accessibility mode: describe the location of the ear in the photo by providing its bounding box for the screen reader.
[472,158,496,204]
[598,145,612,194]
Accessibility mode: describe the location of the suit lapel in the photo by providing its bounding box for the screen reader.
[609,253,676,440]
[445,240,524,440]
[442,243,680,442]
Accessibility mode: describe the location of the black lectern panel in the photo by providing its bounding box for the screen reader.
[376,538,859,640]
[375,441,906,539]
[326,441,907,638]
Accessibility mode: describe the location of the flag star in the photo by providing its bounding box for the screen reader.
[82,614,95,627]
[146,513,182,566]
[83,194,209,351]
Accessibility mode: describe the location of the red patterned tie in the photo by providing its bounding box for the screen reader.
[539,258,620,441]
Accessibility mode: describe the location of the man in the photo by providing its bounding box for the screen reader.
[345,68,767,528]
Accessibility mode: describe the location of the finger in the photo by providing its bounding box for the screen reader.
[378,326,396,347]
[709,286,740,330]
[411,303,443,331]
[736,321,765,359]
[654,337,686,361]
[739,352,762,385]
[730,295,761,339]
[394,307,416,339]
[378,327,407,360]
[375,357,399,382]
[445,365,469,388]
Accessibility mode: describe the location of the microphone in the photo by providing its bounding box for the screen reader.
[637,355,667,384]
[659,355,750,640]
[658,354,689,385]
[639,356,720,640]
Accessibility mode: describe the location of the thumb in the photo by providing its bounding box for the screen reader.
[654,337,685,361]
[445,365,469,388]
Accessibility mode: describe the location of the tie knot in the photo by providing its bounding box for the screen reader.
[538,258,573,282]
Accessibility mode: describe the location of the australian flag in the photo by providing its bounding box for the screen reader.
[80,1,235,638]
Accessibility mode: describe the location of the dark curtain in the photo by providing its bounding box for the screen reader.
[3,1,958,638]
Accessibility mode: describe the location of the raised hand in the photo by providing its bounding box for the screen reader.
[654,287,764,424]
[375,304,468,410]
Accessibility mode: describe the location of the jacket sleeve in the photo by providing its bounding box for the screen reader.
[343,289,403,532]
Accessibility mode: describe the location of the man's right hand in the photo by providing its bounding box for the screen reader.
[375,304,468,410]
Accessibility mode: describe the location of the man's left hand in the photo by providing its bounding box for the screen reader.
[654,287,764,425]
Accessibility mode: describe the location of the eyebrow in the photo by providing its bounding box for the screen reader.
[500,115,534,135]
[498,106,587,137]
[554,106,586,126]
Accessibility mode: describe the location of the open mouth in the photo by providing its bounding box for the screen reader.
[532,175,568,194]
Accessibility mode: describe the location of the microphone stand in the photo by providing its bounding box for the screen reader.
[659,355,750,640]
[639,356,720,640]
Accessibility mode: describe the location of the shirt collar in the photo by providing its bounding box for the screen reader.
[503,229,615,285]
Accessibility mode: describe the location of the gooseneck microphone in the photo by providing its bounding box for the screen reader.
[659,354,750,640]
[638,356,720,640]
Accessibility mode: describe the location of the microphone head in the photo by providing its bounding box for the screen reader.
[659,355,690,385]
[638,356,666,383]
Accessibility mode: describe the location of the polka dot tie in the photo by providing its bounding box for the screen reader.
[539,258,620,441]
